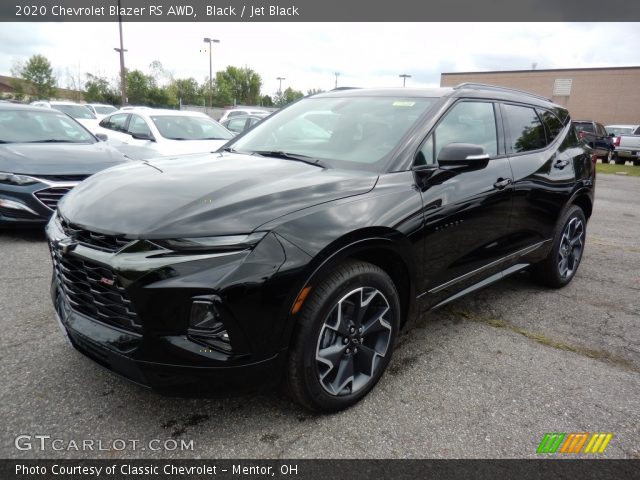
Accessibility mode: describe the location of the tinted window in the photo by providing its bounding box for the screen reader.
[128,115,152,137]
[538,109,564,143]
[503,104,546,153]
[432,101,497,159]
[573,122,594,134]
[415,136,435,166]
[226,118,247,133]
[100,113,129,132]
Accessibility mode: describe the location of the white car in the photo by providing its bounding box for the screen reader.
[95,108,234,160]
[84,103,118,119]
[218,107,270,123]
[30,100,99,132]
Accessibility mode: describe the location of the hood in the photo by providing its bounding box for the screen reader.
[59,152,378,238]
[0,142,129,176]
[107,139,229,161]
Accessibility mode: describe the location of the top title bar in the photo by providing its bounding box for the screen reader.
[2,0,640,21]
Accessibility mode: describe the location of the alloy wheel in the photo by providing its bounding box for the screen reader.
[315,287,393,396]
[557,217,584,279]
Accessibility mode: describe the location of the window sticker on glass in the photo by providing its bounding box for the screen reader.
[392,101,416,107]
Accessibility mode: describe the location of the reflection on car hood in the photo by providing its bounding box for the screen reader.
[59,152,378,238]
[106,139,230,160]
[0,143,128,176]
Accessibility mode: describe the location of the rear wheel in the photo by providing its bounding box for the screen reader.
[614,153,626,165]
[532,205,586,288]
[285,260,400,412]
[633,158,640,167]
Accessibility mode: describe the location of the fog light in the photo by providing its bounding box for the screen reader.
[188,297,232,352]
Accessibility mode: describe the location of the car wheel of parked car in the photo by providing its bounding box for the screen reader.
[532,205,586,289]
[633,159,640,167]
[604,150,613,164]
[614,153,626,165]
[285,260,400,412]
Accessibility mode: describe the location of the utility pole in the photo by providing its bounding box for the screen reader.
[114,0,127,107]
[334,72,340,89]
[399,74,411,87]
[203,37,220,108]
[276,76,285,94]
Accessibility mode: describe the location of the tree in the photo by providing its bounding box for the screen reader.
[168,77,203,106]
[275,87,304,107]
[307,88,325,96]
[84,73,119,105]
[215,66,263,106]
[15,54,57,99]
[261,95,274,107]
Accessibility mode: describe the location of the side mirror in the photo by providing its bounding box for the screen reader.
[437,143,490,167]
[95,133,108,142]
[131,132,155,142]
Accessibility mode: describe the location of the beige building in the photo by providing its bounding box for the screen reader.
[441,67,640,125]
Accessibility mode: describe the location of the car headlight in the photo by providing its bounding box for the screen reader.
[0,172,39,186]
[155,232,267,252]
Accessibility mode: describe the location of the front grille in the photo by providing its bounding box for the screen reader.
[34,187,73,210]
[60,218,131,253]
[36,174,90,182]
[51,245,142,332]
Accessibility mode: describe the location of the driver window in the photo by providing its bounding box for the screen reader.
[432,101,498,161]
[128,115,152,137]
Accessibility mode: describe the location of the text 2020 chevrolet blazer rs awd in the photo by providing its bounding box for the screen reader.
[47,84,595,411]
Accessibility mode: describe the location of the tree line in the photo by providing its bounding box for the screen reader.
[9,54,322,108]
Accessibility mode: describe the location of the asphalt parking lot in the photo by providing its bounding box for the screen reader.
[1,173,638,459]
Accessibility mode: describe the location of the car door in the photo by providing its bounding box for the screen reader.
[502,104,588,260]
[413,100,514,308]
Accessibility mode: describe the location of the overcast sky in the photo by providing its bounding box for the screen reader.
[1,22,638,96]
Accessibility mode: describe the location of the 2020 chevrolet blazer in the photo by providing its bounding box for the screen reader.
[47,84,595,411]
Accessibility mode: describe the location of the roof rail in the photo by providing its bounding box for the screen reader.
[453,83,552,102]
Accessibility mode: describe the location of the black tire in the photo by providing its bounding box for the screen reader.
[532,205,587,289]
[633,159,640,167]
[285,260,400,412]
[614,153,626,165]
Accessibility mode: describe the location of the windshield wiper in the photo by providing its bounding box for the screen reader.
[26,139,76,143]
[251,151,328,169]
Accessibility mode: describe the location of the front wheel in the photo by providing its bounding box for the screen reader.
[285,260,400,412]
[532,205,586,288]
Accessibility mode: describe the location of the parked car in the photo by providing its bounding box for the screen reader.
[119,106,152,111]
[221,113,268,135]
[218,107,270,123]
[605,125,640,165]
[605,124,640,136]
[84,103,118,119]
[0,103,128,226]
[47,84,594,411]
[95,109,233,159]
[572,120,614,162]
[30,100,99,132]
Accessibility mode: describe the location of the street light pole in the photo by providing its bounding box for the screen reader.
[334,72,340,89]
[399,74,411,87]
[203,37,220,107]
[276,77,285,94]
[114,0,127,107]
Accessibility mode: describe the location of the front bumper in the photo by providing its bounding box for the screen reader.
[46,216,310,391]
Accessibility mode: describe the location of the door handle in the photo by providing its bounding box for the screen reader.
[493,178,512,189]
[554,159,570,169]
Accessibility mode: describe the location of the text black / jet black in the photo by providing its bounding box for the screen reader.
[47,84,595,411]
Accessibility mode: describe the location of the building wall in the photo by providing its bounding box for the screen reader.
[441,67,640,125]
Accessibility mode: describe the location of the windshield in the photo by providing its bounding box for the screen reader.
[94,105,118,115]
[150,115,234,141]
[228,96,436,171]
[53,104,97,120]
[606,126,634,135]
[573,123,594,134]
[0,109,96,144]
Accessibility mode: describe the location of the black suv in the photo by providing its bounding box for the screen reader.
[572,120,614,162]
[47,84,595,411]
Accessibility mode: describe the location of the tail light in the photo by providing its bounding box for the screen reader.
[578,131,586,140]
[591,153,598,165]
[612,136,620,147]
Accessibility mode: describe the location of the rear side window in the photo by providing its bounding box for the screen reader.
[100,113,128,132]
[538,109,564,143]
[503,104,546,153]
